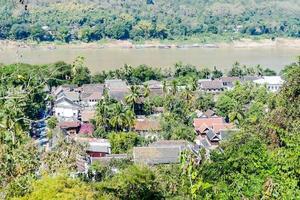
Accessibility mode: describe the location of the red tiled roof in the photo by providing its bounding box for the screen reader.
[193,117,224,127]
[59,121,80,129]
[193,117,234,133]
[134,119,161,131]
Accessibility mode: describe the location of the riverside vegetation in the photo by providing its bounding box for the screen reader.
[0,57,299,199]
[0,0,299,43]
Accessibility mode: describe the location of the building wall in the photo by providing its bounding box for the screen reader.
[54,107,79,120]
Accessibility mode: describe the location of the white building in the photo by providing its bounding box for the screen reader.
[54,96,81,121]
[253,76,284,92]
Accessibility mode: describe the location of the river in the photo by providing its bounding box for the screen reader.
[0,46,299,73]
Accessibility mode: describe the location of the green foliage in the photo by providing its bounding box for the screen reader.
[71,56,91,86]
[46,116,58,130]
[108,132,142,154]
[195,93,215,111]
[182,64,300,199]
[1,1,300,42]
[41,136,86,174]
[18,174,94,200]
[95,165,163,200]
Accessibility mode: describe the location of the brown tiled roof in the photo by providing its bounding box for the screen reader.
[134,119,161,131]
[81,110,96,122]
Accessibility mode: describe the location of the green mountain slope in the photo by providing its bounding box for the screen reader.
[0,0,299,42]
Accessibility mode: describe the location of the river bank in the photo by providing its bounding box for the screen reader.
[1,38,300,51]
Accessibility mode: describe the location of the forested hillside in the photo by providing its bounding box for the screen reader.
[0,0,299,42]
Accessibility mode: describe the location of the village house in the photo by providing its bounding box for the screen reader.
[253,76,284,92]
[105,79,129,102]
[219,76,241,89]
[198,79,224,93]
[133,140,190,165]
[193,117,235,149]
[59,121,81,135]
[80,84,104,107]
[57,91,80,104]
[144,80,164,96]
[52,84,78,97]
[133,118,162,138]
[54,96,81,121]
[75,137,111,161]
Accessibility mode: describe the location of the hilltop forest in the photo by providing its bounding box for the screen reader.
[0,0,299,42]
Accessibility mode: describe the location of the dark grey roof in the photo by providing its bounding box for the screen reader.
[109,90,129,102]
[105,79,128,89]
[133,147,181,165]
[200,80,224,90]
[200,138,211,148]
[206,129,220,141]
[220,77,241,83]
[57,91,80,102]
[81,84,104,93]
[149,140,188,150]
[242,76,260,82]
[203,109,216,118]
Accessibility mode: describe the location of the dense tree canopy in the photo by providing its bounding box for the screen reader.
[0,0,299,42]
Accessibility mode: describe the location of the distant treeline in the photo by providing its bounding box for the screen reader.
[0,0,299,42]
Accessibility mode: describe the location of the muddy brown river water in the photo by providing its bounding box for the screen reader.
[0,46,299,73]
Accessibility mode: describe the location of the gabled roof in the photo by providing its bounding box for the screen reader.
[149,140,189,149]
[109,90,129,102]
[75,137,111,153]
[105,79,128,89]
[81,84,104,93]
[206,129,220,141]
[81,91,103,101]
[54,96,81,109]
[220,76,241,83]
[52,84,77,96]
[202,109,217,118]
[134,119,161,131]
[200,80,224,89]
[144,80,162,88]
[133,146,181,165]
[193,117,225,128]
[57,91,80,102]
[194,117,234,134]
[59,121,81,129]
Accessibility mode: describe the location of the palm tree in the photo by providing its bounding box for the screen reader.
[143,84,150,98]
[255,65,263,77]
[109,103,126,131]
[190,77,198,91]
[162,80,168,95]
[171,80,178,95]
[125,85,140,112]
[229,103,244,125]
[182,86,194,105]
